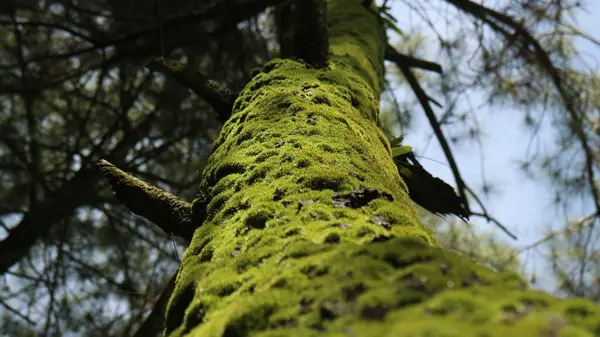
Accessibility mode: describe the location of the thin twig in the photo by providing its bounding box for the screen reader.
[516,213,596,253]
[470,212,517,240]
[465,185,517,240]
[0,299,36,326]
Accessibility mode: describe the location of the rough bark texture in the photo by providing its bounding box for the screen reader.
[163,1,600,336]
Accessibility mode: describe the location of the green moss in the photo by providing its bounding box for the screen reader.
[244,207,271,229]
[356,226,375,238]
[165,1,599,336]
[179,237,600,336]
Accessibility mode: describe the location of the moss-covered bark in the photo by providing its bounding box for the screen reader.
[163,1,600,336]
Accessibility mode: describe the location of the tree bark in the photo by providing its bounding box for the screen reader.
[162,1,600,336]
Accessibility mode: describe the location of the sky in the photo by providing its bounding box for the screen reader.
[388,0,600,289]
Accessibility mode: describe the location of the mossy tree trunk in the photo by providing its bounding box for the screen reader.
[162,1,599,336]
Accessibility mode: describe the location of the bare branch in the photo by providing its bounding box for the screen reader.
[385,45,443,74]
[470,212,518,240]
[463,185,517,240]
[0,298,36,327]
[517,213,597,253]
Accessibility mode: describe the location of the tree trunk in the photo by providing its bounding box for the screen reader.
[163,1,599,336]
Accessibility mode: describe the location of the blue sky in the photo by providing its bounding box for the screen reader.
[388,1,599,288]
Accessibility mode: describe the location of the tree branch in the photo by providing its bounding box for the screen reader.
[385,45,443,74]
[387,45,520,239]
[95,159,195,241]
[147,58,237,122]
[388,46,471,215]
[464,185,517,240]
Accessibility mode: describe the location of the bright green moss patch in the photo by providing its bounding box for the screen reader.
[176,237,594,336]
[356,225,376,238]
[196,295,281,336]
[169,235,600,337]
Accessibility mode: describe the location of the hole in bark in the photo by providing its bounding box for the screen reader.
[323,233,340,244]
[360,304,388,320]
[245,209,270,229]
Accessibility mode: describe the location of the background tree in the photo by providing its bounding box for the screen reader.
[0,0,598,336]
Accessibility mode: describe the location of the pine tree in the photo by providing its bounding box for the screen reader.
[96,1,595,335]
